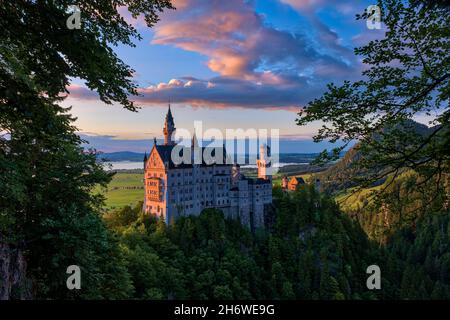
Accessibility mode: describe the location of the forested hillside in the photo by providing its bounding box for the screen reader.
[101,186,381,300]
[315,120,438,195]
[79,183,449,300]
[383,213,450,299]
[308,125,450,299]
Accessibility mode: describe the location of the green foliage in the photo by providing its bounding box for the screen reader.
[381,213,450,299]
[102,185,449,300]
[297,0,450,198]
[104,202,143,229]
[0,0,173,299]
[0,0,174,110]
[334,170,449,243]
[106,188,381,300]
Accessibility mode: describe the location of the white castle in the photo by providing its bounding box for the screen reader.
[143,106,273,229]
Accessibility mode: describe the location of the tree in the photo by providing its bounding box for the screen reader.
[296,1,449,198]
[0,0,173,298]
[0,0,173,110]
[213,285,233,300]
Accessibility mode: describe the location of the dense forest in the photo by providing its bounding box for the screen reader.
[101,186,377,300]
[25,183,442,300]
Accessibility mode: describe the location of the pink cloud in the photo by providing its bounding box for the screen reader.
[68,0,365,110]
[117,6,147,29]
[134,76,308,110]
[153,0,356,81]
[145,0,359,106]
[279,0,326,11]
[65,84,99,100]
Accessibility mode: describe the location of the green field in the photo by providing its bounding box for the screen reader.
[95,173,144,210]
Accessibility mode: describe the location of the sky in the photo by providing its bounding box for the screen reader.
[66,0,387,153]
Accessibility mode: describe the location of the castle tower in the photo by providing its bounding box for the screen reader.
[143,152,148,168]
[282,176,289,190]
[191,132,201,164]
[163,104,176,145]
[191,132,199,148]
[257,144,272,181]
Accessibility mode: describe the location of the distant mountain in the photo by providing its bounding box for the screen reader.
[96,151,346,164]
[314,144,363,193]
[97,151,146,162]
[315,119,436,194]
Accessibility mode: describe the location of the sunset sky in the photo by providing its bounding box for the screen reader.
[66,0,386,153]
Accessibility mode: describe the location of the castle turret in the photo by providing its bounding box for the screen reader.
[191,132,201,164]
[163,104,176,145]
[257,144,271,181]
[282,176,289,190]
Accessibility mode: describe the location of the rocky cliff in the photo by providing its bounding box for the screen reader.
[0,240,32,300]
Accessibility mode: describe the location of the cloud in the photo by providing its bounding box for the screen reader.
[145,0,361,108]
[69,0,365,110]
[135,76,317,110]
[66,84,100,101]
[155,0,356,77]
[278,0,326,11]
[352,28,387,48]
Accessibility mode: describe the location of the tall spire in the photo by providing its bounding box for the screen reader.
[163,103,176,145]
[166,102,173,122]
[191,132,199,148]
[190,132,201,164]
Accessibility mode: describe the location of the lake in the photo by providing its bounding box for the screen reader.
[105,161,308,171]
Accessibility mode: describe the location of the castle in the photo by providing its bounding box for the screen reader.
[143,106,273,229]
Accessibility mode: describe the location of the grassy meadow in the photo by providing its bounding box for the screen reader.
[95,172,144,210]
